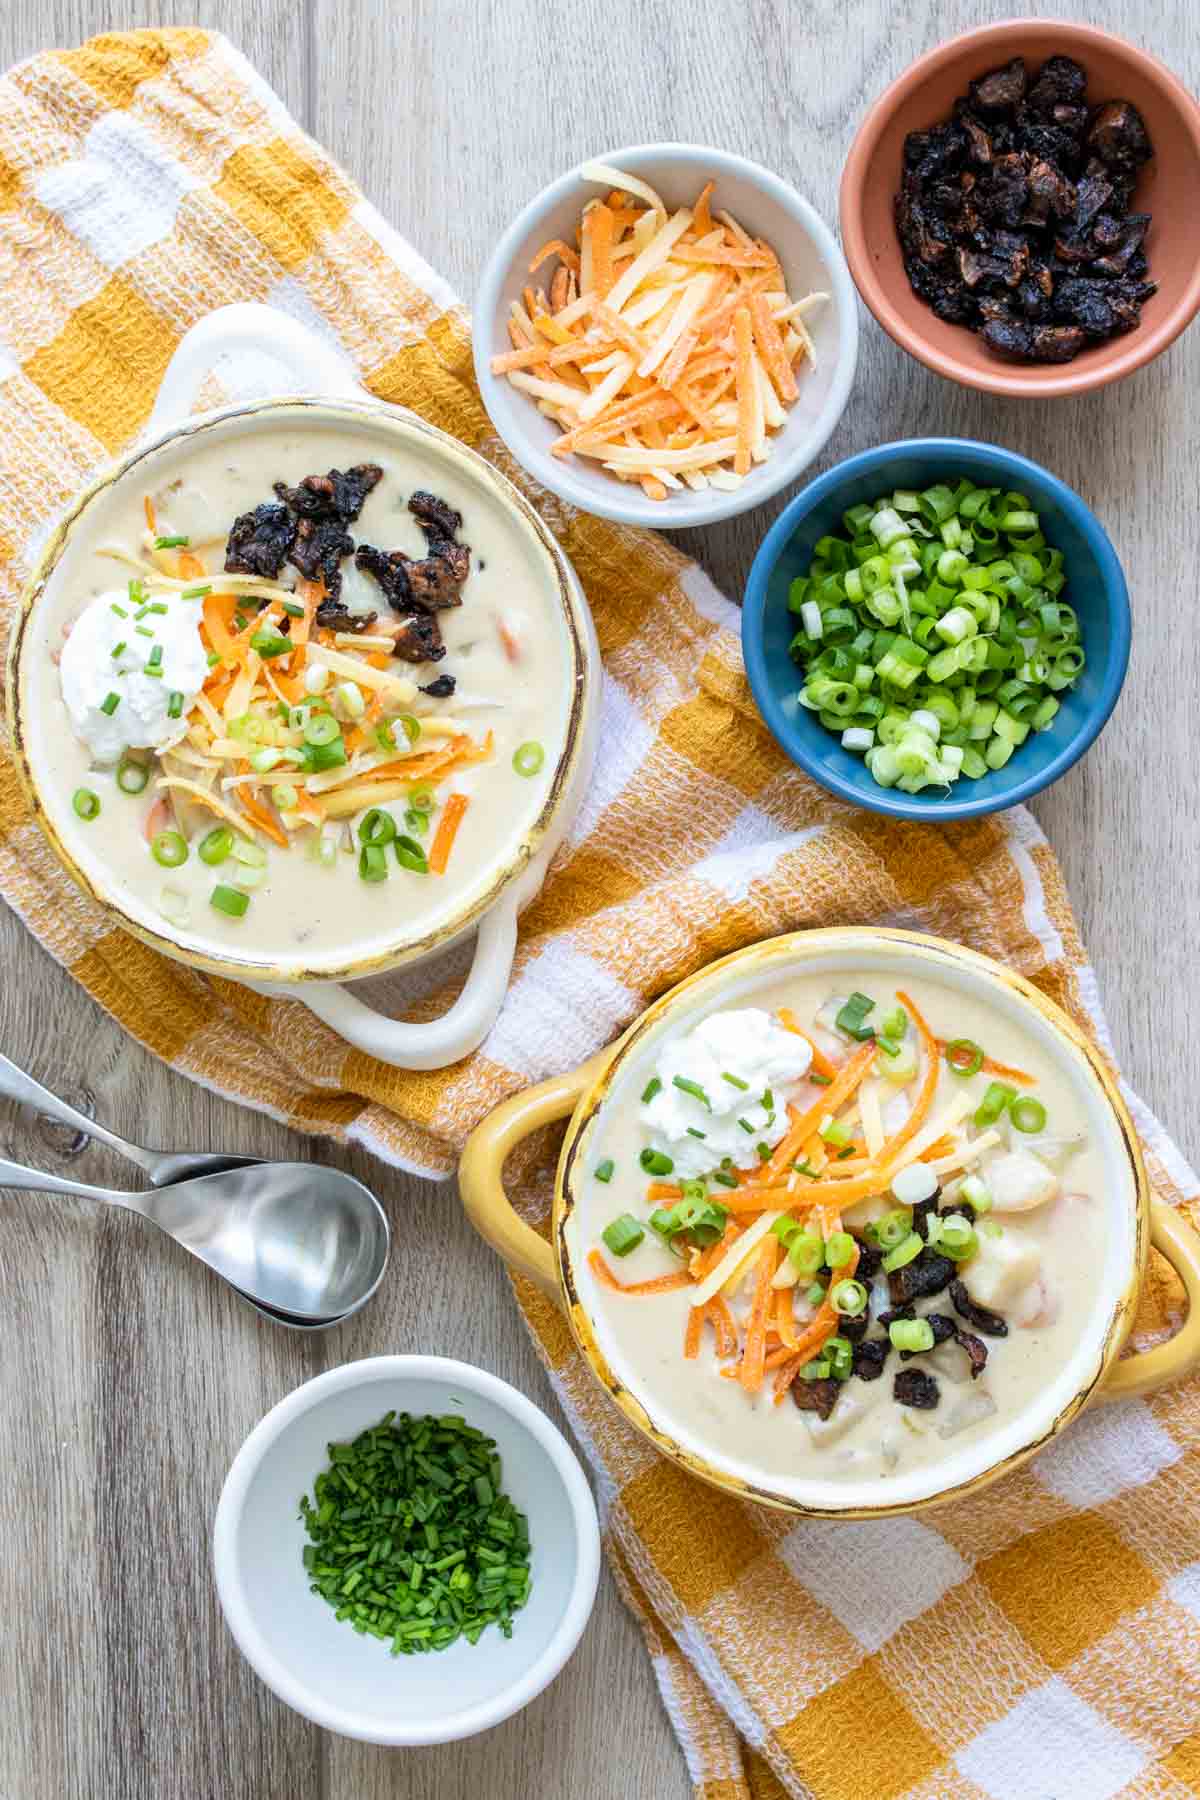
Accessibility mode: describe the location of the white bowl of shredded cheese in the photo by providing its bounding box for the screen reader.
[475,143,859,529]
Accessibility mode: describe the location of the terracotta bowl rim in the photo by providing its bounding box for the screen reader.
[839,16,1200,397]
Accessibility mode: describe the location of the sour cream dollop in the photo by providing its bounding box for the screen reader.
[60,588,209,763]
[639,1007,813,1180]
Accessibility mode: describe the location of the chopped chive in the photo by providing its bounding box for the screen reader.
[206,650,220,668]
[710,1170,738,1188]
[281,599,305,618]
[135,624,154,638]
[181,584,211,600]
[737,1117,754,1134]
[127,579,145,604]
[110,602,128,618]
[167,690,184,720]
[810,1072,832,1087]
[757,1143,771,1162]
[111,641,126,658]
[686,1126,707,1140]
[99,691,120,715]
[136,601,168,619]
[154,534,189,549]
[721,1072,749,1090]
[672,1075,711,1111]
[641,1077,662,1104]
[837,1144,857,1160]
[146,643,164,671]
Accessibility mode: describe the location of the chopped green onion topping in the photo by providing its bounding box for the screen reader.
[601,1213,644,1257]
[835,992,876,1040]
[721,1071,749,1090]
[135,624,154,638]
[641,1077,662,1104]
[146,644,163,670]
[198,826,234,865]
[167,690,184,720]
[116,757,149,795]
[880,1006,908,1040]
[824,1230,856,1269]
[974,1080,1017,1127]
[99,691,121,716]
[111,641,127,659]
[110,603,128,618]
[1010,1096,1048,1134]
[394,835,429,874]
[672,1075,711,1111]
[512,741,545,778]
[181,584,211,600]
[359,808,397,847]
[210,884,249,918]
[687,1127,706,1140]
[251,627,291,659]
[788,1230,825,1275]
[594,1159,615,1184]
[876,1209,912,1251]
[154,534,189,548]
[358,844,389,884]
[303,711,341,747]
[639,1147,674,1177]
[826,1337,854,1381]
[72,787,100,821]
[809,1072,832,1087]
[945,1038,985,1077]
[882,1231,924,1273]
[805,1282,828,1307]
[281,599,305,618]
[830,1278,868,1316]
[889,1318,935,1353]
[151,830,188,869]
[710,1170,739,1189]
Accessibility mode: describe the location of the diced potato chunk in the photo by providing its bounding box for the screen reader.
[963,1229,1040,1311]
[987,1150,1060,1214]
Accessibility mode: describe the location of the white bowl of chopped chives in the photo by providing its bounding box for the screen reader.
[212,1355,600,1743]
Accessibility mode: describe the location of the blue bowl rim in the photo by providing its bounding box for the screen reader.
[742,436,1131,821]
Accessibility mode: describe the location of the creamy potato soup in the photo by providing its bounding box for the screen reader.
[572,967,1111,1494]
[24,409,576,973]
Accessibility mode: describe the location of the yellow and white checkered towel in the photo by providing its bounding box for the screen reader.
[2,32,1199,1799]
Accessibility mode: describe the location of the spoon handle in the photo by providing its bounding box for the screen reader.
[0,1053,160,1177]
[0,1152,139,1210]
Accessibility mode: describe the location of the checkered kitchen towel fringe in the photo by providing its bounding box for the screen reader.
[1,32,1199,1800]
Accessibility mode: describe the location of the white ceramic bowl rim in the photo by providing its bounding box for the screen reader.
[212,1355,601,1744]
[474,141,860,528]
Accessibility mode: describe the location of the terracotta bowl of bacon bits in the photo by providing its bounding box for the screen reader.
[475,144,858,528]
[840,20,1200,398]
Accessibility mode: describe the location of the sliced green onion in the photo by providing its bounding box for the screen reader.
[799,1358,831,1382]
[882,1231,923,1273]
[99,691,121,716]
[72,787,100,820]
[889,1318,935,1353]
[945,1038,984,1077]
[117,757,149,794]
[835,991,875,1040]
[959,1174,992,1214]
[830,1278,868,1317]
[358,844,389,883]
[818,1116,851,1147]
[359,808,397,847]
[601,1214,644,1257]
[154,534,189,549]
[408,784,436,814]
[303,711,341,747]
[594,1159,615,1184]
[937,1213,978,1260]
[824,1230,855,1269]
[394,835,429,874]
[181,584,211,601]
[210,884,249,918]
[721,1071,749,1090]
[150,830,188,869]
[641,1077,663,1104]
[251,627,291,659]
[880,1005,907,1040]
[805,1282,828,1307]
[639,1148,674,1177]
[167,690,184,720]
[974,1080,1016,1127]
[233,839,267,869]
[281,599,305,618]
[513,741,545,778]
[198,826,234,865]
[272,783,299,812]
[788,1230,825,1276]
[1010,1096,1048,1134]
[672,1076,712,1111]
[111,640,127,659]
[876,1209,913,1252]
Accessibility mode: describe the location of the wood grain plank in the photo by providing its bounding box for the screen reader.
[2,1,1199,1797]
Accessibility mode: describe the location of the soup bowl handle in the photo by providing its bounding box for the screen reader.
[459,1053,609,1300]
[145,301,362,438]
[1097,1200,1200,1403]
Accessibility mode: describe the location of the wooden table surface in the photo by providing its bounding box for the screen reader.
[1,3,1196,1796]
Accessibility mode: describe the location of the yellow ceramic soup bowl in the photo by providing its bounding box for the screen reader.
[460,928,1200,1518]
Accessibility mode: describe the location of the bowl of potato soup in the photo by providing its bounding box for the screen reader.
[7,306,598,1070]
[460,927,1200,1516]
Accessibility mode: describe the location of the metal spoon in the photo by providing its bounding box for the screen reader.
[0,1052,261,1184]
[0,1155,389,1322]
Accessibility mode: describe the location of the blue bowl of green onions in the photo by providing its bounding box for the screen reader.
[742,439,1130,819]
